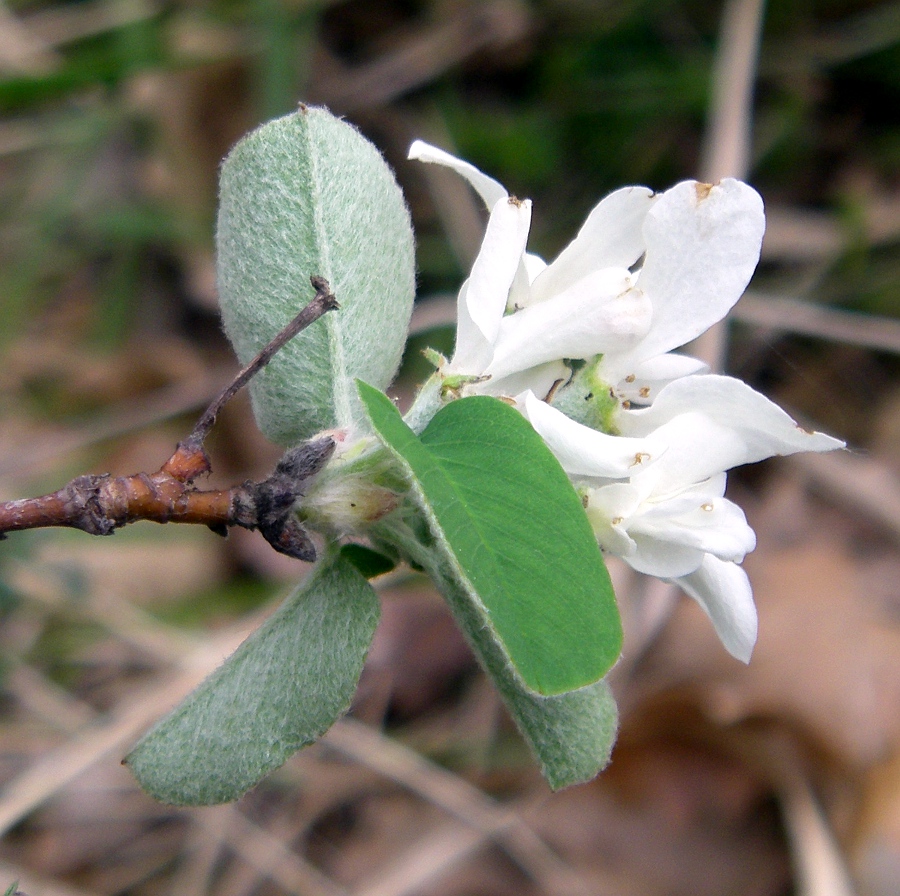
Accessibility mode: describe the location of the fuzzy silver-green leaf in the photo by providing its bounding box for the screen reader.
[217,106,415,444]
[125,549,380,805]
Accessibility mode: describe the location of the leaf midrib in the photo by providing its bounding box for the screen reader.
[306,112,351,428]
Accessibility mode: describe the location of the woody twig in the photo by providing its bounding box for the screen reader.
[0,276,340,561]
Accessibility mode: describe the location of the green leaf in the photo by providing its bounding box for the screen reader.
[358,381,622,696]
[429,557,618,789]
[340,543,396,579]
[217,106,415,444]
[125,550,380,805]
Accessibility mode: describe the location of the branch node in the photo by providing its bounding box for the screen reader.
[68,475,116,536]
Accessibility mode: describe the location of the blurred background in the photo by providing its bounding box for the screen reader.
[0,0,898,894]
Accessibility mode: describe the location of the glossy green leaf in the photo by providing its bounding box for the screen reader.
[125,548,380,805]
[428,553,619,789]
[217,106,415,444]
[358,381,622,696]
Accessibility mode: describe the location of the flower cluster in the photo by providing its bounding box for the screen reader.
[409,140,843,662]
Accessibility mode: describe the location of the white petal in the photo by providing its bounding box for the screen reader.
[408,140,508,209]
[640,471,727,512]
[584,482,641,557]
[614,179,765,371]
[507,253,544,312]
[628,412,750,490]
[450,197,532,374]
[520,391,661,479]
[586,476,754,578]
[481,361,569,401]
[619,374,845,471]
[676,556,758,662]
[528,186,657,306]
[626,533,706,578]
[522,252,548,284]
[487,270,651,379]
[612,353,709,405]
[450,279,490,375]
[636,494,757,563]
[630,352,709,382]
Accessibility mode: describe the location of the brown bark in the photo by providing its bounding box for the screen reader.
[0,277,340,562]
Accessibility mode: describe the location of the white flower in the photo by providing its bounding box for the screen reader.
[408,141,765,413]
[521,376,844,661]
[410,140,845,664]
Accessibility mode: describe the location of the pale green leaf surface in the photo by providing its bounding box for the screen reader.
[125,549,380,805]
[217,106,415,444]
[358,381,622,696]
